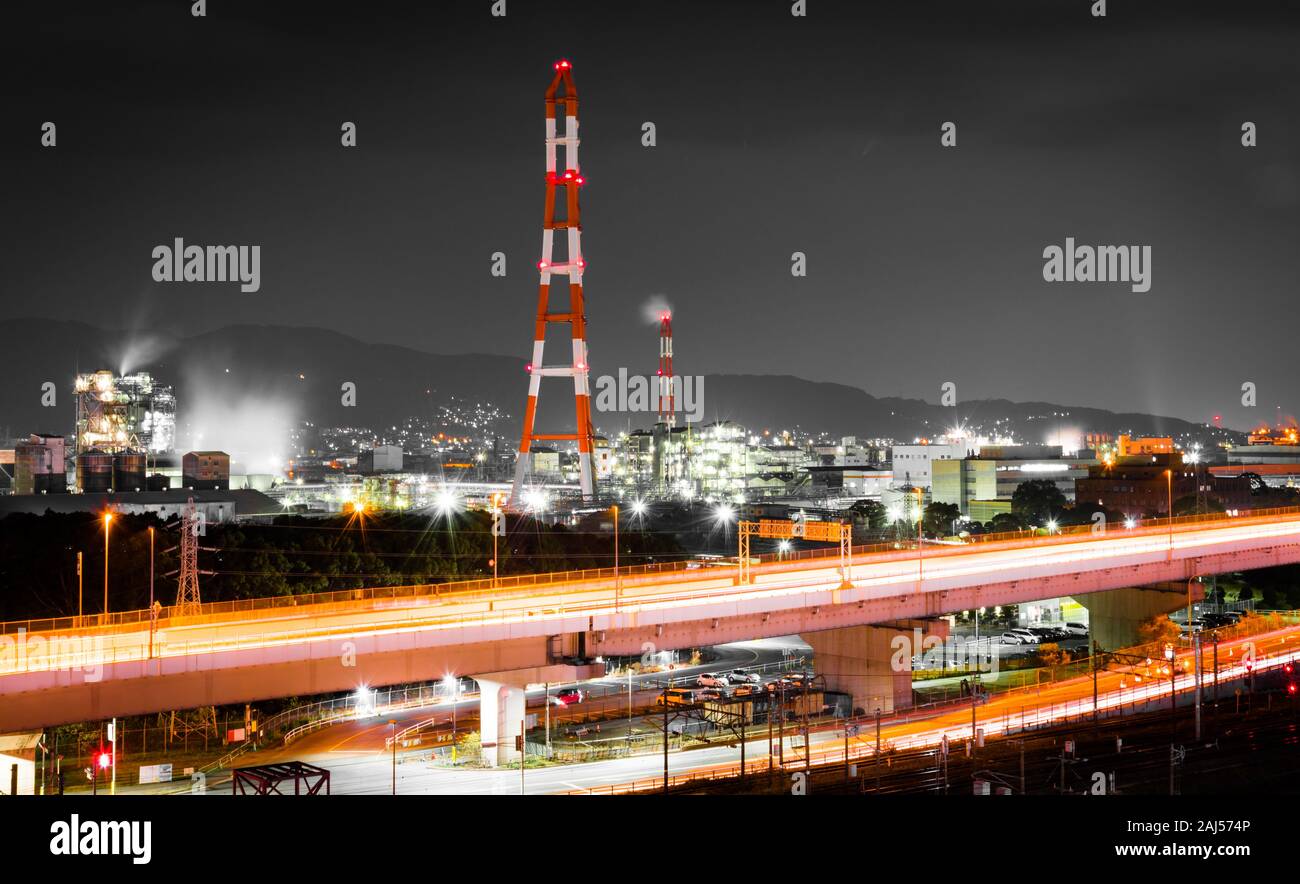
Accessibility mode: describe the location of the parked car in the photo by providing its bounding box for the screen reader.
[732,684,760,697]
[696,673,728,687]
[1000,632,1029,645]
[1009,629,1040,644]
[729,669,761,684]
[1062,622,1089,637]
[551,688,585,706]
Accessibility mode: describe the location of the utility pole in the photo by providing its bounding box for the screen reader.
[102,513,112,622]
[777,680,785,766]
[109,718,116,795]
[662,690,669,793]
[802,670,810,770]
[389,720,396,795]
[916,488,924,590]
[77,551,83,622]
[148,527,155,659]
[1193,630,1203,741]
[612,504,620,611]
[1019,740,1026,795]
[1211,632,1219,704]
[1092,641,1101,722]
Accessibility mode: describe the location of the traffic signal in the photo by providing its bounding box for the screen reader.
[1288,682,1297,696]
[1284,662,1294,676]
[96,751,111,770]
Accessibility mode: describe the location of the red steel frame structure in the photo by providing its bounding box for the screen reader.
[510,60,596,506]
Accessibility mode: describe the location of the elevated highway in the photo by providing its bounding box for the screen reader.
[3,508,1300,736]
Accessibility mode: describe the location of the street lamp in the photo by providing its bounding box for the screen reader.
[443,674,459,762]
[1164,642,1176,716]
[611,504,620,612]
[1164,469,1173,557]
[148,526,155,659]
[914,488,924,590]
[102,513,113,623]
[389,719,397,795]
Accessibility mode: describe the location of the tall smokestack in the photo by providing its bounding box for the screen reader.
[657,310,674,427]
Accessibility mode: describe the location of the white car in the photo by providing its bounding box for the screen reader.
[1009,629,1040,644]
[696,673,728,687]
[1062,622,1088,637]
[729,670,761,684]
[1000,632,1029,645]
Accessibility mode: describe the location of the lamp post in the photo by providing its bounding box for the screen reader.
[611,504,620,612]
[1164,469,1173,557]
[148,527,155,659]
[102,513,113,624]
[389,719,397,795]
[914,488,924,590]
[443,674,459,762]
[1164,642,1176,717]
[77,551,83,624]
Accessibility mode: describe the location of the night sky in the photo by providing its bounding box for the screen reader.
[2,0,1298,427]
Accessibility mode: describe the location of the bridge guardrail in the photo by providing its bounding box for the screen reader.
[7,504,1300,638]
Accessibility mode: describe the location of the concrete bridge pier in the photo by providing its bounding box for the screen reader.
[473,662,605,767]
[803,619,948,715]
[1074,582,1201,652]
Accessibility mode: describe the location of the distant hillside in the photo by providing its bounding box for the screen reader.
[0,319,1240,448]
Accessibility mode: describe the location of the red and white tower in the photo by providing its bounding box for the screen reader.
[510,60,597,506]
[657,310,674,427]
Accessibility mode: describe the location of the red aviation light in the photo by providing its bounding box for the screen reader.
[575,175,585,186]
[538,260,549,270]
[525,364,533,373]
[554,59,572,71]
[576,258,586,268]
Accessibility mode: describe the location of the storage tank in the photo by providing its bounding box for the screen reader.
[113,452,147,492]
[77,450,114,493]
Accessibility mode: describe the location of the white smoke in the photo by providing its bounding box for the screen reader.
[640,295,673,325]
[176,368,298,477]
[115,335,174,376]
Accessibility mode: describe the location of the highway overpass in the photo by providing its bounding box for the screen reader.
[3,508,1300,762]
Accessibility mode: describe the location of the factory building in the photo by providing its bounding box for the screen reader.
[888,442,971,490]
[0,488,280,524]
[931,444,1094,516]
[182,450,231,490]
[357,444,403,474]
[14,434,68,494]
[72,369,176,492]
[1075,451,1251,517]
